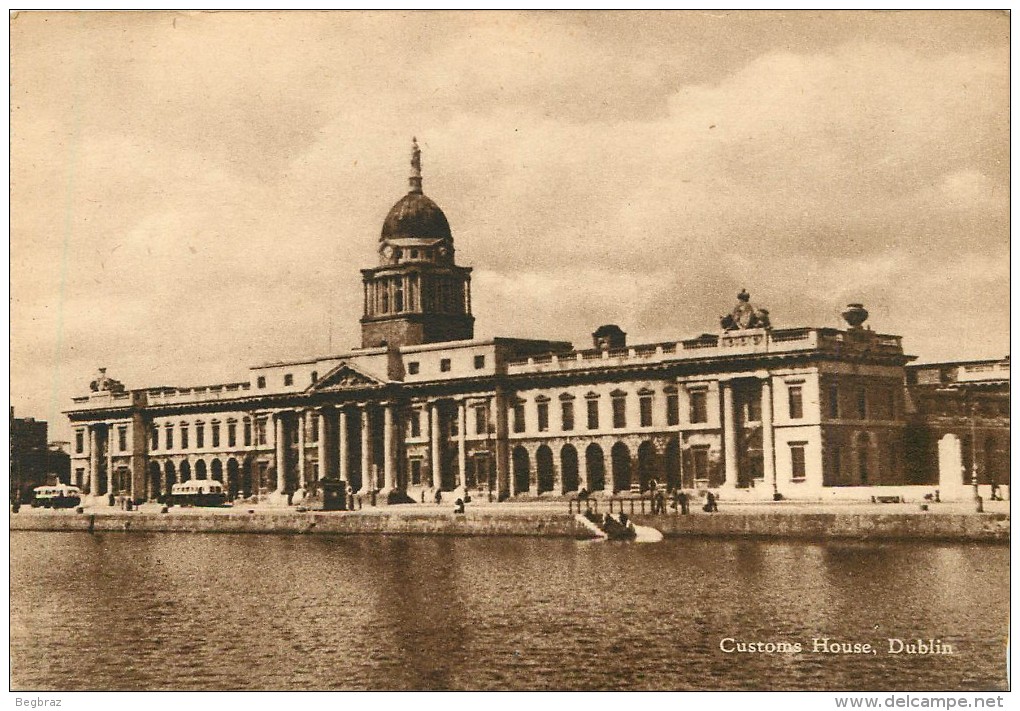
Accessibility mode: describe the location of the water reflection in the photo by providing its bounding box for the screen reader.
[10,533,1008,691]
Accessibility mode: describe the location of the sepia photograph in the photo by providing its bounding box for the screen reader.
[8,10,1010,697]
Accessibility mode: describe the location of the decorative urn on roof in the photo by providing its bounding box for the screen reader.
[841,303,869,329]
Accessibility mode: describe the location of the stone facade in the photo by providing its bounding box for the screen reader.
[63,145,1008,504]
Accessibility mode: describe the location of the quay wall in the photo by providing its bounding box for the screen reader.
[9,509,1009,543]
[628,512,1010,543]
[8,510,596,539]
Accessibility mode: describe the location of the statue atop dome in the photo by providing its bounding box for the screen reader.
[409,136,423,194]
[720,289,771,331]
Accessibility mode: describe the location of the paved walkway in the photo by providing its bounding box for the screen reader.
[17,497,1009,517]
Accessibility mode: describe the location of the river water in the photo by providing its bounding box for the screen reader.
[10,532,1008,691]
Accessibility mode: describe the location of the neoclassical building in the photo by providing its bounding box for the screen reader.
[65,143,1008,504]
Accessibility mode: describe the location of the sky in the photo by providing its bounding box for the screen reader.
[10,11,1010,441]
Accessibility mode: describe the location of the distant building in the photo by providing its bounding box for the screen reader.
[904,357,1010,498]
[10,409,51,500]
[64,144,1009,504]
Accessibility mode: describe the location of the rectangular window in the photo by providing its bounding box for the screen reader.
[474,355,485,370]
[612,396,626,428]
[74,468,84,485]
[537,402,549,432]
[440,358,451,372]
[692,446,710,484]
[828,385,840,419]
[290,425,299,445]
[257,376,266,389]
[887,388,896,419]
[256,418,267,446]
[856,388,867,419]
[790,442,807,480]
[243,419,252,447]
[788,386,804,420]
[227,422,237,448]
[586,399,599,430]
[666,393,679,426]
[166,426,174,450]
[284,373,294,386]
[118,426,128,452]
[410,459,422,485]
[211,423,220,448]
[450,415,459,437]
[408,362,420,375]
[410,410,421,438]
[561,401,575,431]
[689,390,708,424]
[75,430,84,454]
[196,423,205,449]
[513,401,526,433]
[150,427,159,451]
[310,414,319,443]
[181,425,189,450]
[746,394,761,423]
[475,406,488,435]
[639,396,653,427]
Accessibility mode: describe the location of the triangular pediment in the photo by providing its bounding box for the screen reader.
[308,361,385,392]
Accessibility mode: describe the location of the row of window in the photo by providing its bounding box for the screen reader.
[825,384,896,420]
[511,389,691,434]
[152,419,266,451]
[251,353,492,389]
[72,382,824,456]
[408,354,486,376]
[684,441,807,482]
[75,418,279,455]
[255,371,320,390]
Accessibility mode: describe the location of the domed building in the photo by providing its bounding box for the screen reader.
[63,143,1008,508]
[361,138,474,349]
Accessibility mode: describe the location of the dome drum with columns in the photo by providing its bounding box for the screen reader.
[361,139,474,348]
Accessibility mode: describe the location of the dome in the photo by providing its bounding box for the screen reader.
[381,191,452,242]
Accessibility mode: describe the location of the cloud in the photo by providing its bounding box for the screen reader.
[9,11,1008,440]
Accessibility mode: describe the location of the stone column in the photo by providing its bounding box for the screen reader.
[430,401,442,490]
[761,376,777,496]
[722,382,739,490]
[88,426,99,495]
[274,413,286,493]
[578,444,589,492]
[382,403,397,493]
[359,406,374,493]
[494,388,510,500]
[105,426,113,498]
[317,409,328,482]
[456,399,467,493]
[297,410,307,489]
[337,409,349,483]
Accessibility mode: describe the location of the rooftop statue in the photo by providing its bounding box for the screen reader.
[720,289,771,331]
[89,367,126,394]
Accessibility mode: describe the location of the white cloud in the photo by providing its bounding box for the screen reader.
[9,12,1009,439]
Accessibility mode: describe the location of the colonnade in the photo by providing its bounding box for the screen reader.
[719,376,776,492]
[267,396,486,497]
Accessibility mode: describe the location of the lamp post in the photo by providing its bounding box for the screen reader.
[970,400,982,510]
